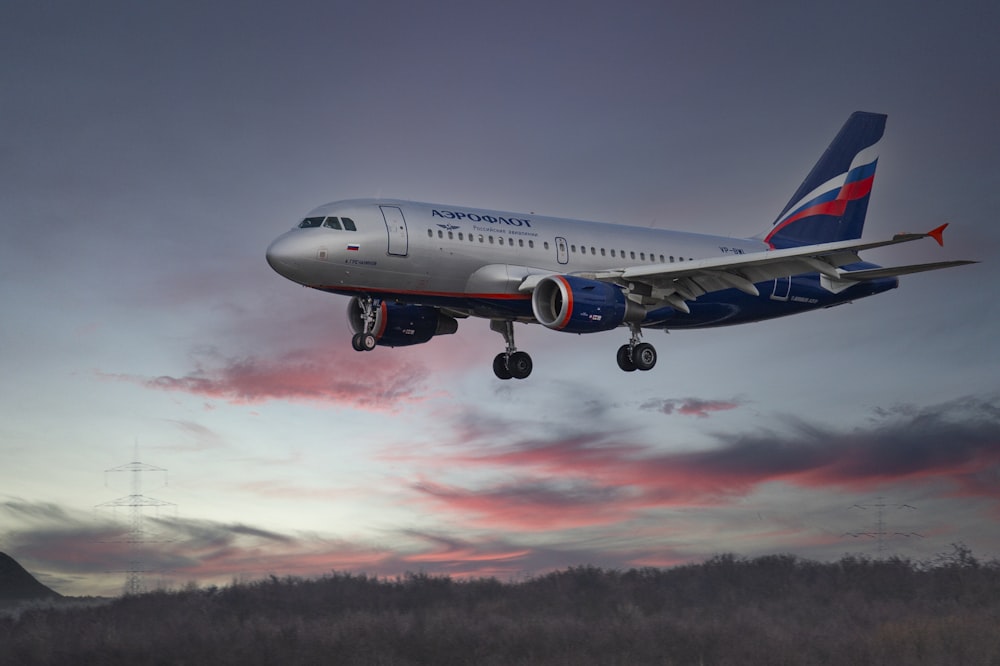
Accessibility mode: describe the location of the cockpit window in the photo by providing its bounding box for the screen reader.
[322,217,342,230]
[299,217,324,228]
[342,217,357,231]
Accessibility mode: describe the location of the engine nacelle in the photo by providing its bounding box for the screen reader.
[531,275,645,333]
[348,298,458,347]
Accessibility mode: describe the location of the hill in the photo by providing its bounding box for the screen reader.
[1,549,999,664]
[0,552,61,603]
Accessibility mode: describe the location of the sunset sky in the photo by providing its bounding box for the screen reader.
[2,1,998,596]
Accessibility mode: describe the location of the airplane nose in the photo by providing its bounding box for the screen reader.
[265,233,300,278]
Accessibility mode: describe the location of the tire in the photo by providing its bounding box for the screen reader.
[633,342,657,371]
[493,353,513,380]
[508,351,533,379]
[616,345,637,372]
[361,333,377,351]
[351,333,366,352]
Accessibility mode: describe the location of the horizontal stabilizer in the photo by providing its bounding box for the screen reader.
[838,260,978,281]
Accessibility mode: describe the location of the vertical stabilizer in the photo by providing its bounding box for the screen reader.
[764,112,886,248]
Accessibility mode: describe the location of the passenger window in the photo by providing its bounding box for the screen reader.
[529,240,535,248]
[640,252,646,260]
[591,247,596,255]
[498,237,504,246]
[543,241,549,250]
[458,232,464,240]
[448,231,454,239]
[571,245,576,253]
[489,236,495,244]
[438,230,443,238]
[611,249,616,258]
[427,229,433,238]
[630,251,636,260]
[298,217,324,228]
[323,217,342,230]
[342,218,357,231]
[600,248,606,256]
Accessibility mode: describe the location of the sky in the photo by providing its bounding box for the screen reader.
[1,1,998,597]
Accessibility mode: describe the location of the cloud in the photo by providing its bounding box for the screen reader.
[413,478,636,531]
[104,347,429,410]
[640,397,744,417]
[396,396,1000,531]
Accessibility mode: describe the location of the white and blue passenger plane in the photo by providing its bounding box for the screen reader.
[266,112,976,379]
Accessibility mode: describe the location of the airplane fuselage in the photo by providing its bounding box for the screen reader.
[266,198,897,330]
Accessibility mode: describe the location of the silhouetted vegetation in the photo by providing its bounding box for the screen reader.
[2,546,999,665]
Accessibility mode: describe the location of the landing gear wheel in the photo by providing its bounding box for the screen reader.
[508,351,533,379]
[493,353,513,380]
[352,332,377,352]
[632,342,657,371]
[617,345,636,372]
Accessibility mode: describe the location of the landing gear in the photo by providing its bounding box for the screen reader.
[351,332,377,351]
[616,325,657,372]
[351,296,379,352]
[490,320,532,380]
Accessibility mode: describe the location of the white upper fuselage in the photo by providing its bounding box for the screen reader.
[265,198,766,308]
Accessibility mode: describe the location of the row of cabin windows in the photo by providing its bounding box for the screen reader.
[430,227,537,249]
[427,228,694,263]
[299,216,358,231]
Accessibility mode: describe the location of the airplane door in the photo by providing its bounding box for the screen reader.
[770,276,791,301]
[381,206,408,256]
[555,237,569,265]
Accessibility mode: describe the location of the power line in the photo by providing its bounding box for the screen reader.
[96,444,175,595]
[844,496,922,558]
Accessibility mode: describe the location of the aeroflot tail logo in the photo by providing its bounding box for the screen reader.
[432,209,533,228]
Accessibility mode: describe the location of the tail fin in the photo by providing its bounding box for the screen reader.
[763,111,887,249]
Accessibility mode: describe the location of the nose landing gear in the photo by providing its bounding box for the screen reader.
[491,320,533,380]
[351,295,379,352]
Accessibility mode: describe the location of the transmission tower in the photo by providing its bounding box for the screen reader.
[844,496,922,558]
[97,446,175,595]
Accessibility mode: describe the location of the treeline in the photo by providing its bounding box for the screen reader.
[3,547,1000,665]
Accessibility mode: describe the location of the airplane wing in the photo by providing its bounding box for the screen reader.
[520,224,976,313]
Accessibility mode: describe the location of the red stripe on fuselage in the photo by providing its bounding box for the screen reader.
[314,284,532,301]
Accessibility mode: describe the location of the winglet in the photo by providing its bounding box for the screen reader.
[927,223,949,247]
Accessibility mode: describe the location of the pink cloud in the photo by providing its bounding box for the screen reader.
[641,397,744,417]
[412,478,639,531]
[104,347,428,410]
[396,398,1000,532]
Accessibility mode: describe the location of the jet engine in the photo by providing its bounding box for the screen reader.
[348,298,458,347]
[531,275,645,333]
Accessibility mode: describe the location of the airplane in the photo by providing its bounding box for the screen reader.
[266,112,976,380]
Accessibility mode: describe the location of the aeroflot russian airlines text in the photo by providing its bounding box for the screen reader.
[432,209,533,227]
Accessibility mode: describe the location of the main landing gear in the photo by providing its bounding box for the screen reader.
[616,324,657,372]
[491,320,532,380]
[351,295,378,352]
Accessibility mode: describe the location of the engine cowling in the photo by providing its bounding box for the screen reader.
[348,298,458,347]
[531,275,645,333]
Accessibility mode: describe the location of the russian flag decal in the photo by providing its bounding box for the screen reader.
[347,244,360,251]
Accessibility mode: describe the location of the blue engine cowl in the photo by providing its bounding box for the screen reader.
[348,298,459,347]
[531,275,645,333]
